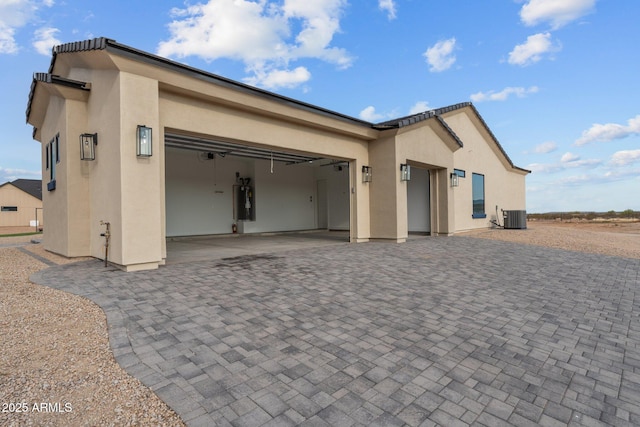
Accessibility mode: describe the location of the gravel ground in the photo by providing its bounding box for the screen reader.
[0,238,184,427]
[464,220,640,259]
[1,221,638,426]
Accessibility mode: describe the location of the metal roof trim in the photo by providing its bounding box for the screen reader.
[464,103,531,174]
[26,73,90,126]
[377,102,530,173]
[42,37,374,129]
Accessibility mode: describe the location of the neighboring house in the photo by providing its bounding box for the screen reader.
[26,38,529,271]
[0,179,43,227]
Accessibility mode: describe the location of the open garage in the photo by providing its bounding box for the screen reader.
[164,134,351,238]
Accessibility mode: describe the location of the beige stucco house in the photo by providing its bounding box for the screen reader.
[0,179,43,228]
[26,38,529,271]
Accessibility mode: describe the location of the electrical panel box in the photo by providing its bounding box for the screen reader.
[235,179,255,221]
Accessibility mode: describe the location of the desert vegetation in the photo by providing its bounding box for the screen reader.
[528,209,639,221]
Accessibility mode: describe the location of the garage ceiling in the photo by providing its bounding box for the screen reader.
[165,133,325,165]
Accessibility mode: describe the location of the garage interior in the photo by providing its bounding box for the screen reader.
[164,133,351,240]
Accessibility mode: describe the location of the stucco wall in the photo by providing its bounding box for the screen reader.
[395,121,457,237]
[443,110,528,232]
[368,134,399,240]
[40,96,69,255]
[118,72,163,268]
[61,69,165,269]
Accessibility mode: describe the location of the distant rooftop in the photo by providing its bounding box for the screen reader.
[1,179,42,200]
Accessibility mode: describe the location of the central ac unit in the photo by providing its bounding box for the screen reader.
[503,210,527,229]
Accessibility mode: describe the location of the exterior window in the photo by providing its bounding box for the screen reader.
[1,206,18,212]
[55,134,60,163]
[46,133,59,191]
[472,173,486,218]
[453,169,465,178]
[50,138,56,180]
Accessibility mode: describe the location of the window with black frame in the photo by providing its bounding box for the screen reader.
[46,133,59,191]
[472,173,486,218]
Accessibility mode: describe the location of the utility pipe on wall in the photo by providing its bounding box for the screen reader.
[100,220,110,267]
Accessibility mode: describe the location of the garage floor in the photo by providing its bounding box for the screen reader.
[165,231,350,264]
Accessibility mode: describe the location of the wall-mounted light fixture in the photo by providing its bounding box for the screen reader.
[136,125,152,157]
[400,164,411,181]
[450,172,459,187]
[362,165,372,183]
[80,133,98,161]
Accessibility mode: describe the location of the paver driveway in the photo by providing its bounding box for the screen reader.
[32,236,640,426]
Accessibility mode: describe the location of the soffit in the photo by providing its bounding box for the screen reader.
[26,74,91,140]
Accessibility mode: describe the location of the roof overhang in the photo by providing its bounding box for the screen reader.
[30,37,379,142]
[26,73,91,141]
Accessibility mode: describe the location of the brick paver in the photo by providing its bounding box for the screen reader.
[31,236,640,426]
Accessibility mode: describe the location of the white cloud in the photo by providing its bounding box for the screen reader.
[378,0,397,20]
[560,152,579,163]
[603,167,640,181]
[409,101,431,115]
[525,162,563,174]
[520,0,596,30]
[424,38,456,72]
[157,0,352,90]
[0,0,54,54]
[508,32,560,66]
[533,141,558,154]
[359,106,384,122]
[575,115,640,145]
[0,0,32,54]
[610,149,640,166]
[243,66,311,90]
[0,25,18,54]
[526,152,601,173]
[470,86,539,102]
[281,0,351,67]
[562,153,601,168]
[32,27,60,55]
[552,167,640,186]
[556,174,591,185]
[0,166,42,182]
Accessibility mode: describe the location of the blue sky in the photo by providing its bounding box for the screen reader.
[1,0,638,213]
